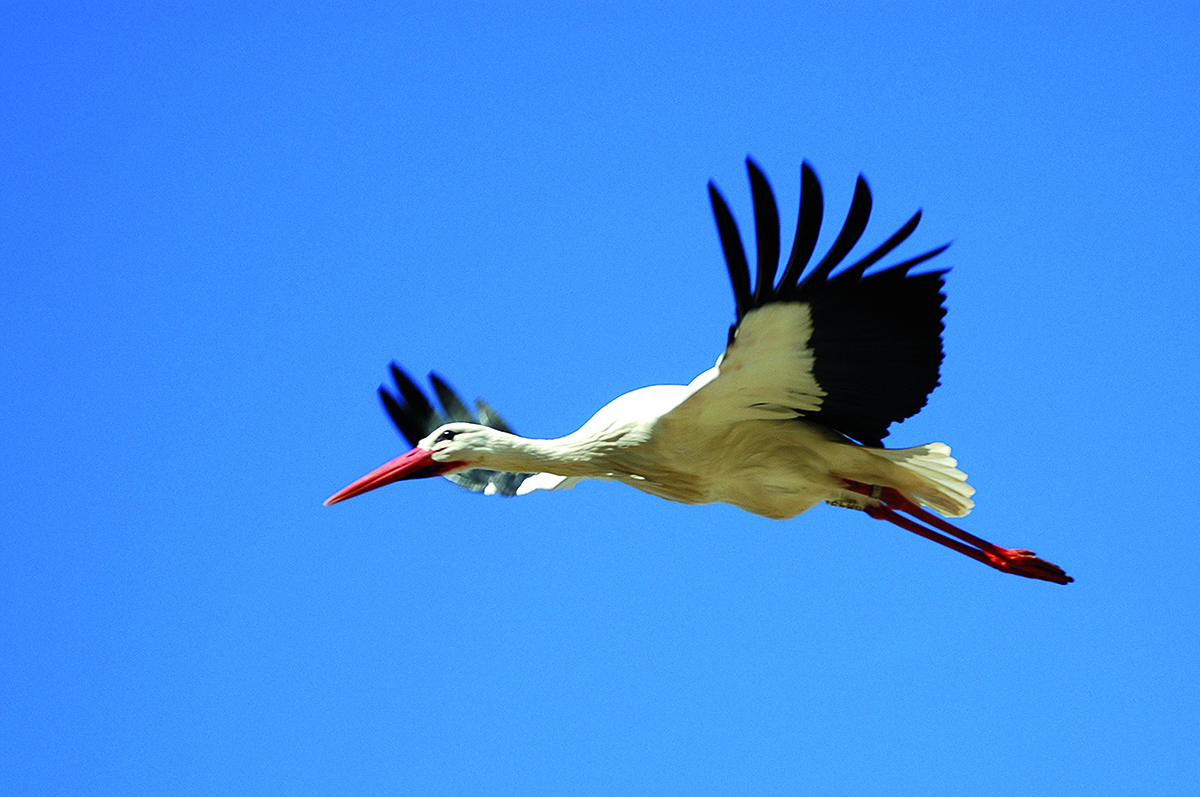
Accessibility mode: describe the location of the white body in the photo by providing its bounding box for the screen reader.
[325,159,1076,584]
[424,303,974,521]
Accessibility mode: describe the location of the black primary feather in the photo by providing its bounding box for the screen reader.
[748,160,780,306]
[708,184,752,320]
[379,364,532,496]
[708,158,950,447]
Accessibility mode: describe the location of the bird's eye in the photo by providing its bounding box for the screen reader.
[435,429,458,443]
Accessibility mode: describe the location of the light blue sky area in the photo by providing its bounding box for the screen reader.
[4,3,1198,794]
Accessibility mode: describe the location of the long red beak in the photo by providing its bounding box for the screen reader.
[324,448,463,506]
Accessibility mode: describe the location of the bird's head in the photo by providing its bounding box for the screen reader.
[323,422,493,506]
[420,422,503,462]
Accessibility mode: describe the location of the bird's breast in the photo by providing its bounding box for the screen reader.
[616,419,850,519]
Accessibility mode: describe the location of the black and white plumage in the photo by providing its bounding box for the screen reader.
[327,158,1071,584]
[378,364,533,496]
[710,162,949,448]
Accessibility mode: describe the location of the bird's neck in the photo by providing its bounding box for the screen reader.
[471,430,630,478]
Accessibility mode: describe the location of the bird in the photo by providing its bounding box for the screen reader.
[325,158,1072,585]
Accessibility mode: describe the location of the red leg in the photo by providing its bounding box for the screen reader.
[844,481,1073,584]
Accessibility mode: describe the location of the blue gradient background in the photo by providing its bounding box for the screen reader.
[4,3,1198,794]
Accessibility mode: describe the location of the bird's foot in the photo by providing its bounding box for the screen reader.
[843,480,1074,585]
[984,548,1074,585]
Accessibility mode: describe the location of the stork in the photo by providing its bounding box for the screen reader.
[326,159,1072,584]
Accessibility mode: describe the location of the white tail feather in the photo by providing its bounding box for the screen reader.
[872,442,976,517]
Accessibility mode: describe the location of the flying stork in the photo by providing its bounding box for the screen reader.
[326,159,1072,584]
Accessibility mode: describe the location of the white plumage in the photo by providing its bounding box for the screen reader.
[326,158,1071,584]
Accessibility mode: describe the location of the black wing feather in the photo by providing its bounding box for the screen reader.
[381,365,438,444]
[378,364,532,496]
[777,162,824,294]
[708,159,950,447]
[805,175,872,285]
[475,399,518,434]
[747,159,780,306]
[429,373,474,423]
[708,183,752,320]
[839,209,923,281]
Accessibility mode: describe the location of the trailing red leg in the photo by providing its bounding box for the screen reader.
[843,481,1073,584]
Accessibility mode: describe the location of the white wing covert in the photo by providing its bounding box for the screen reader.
[670,159,950,447]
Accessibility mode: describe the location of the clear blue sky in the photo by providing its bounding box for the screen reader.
[4,3,1198,794]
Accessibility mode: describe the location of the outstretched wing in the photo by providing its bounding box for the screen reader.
[378,363,533,496]
[695,158,949,447]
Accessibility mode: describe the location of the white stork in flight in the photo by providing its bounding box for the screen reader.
[326,159,1072,584]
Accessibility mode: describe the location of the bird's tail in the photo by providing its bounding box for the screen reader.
[871,442,976,518]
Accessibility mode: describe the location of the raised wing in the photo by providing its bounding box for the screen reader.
[379,364,532,495]
[701,159,950,447]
